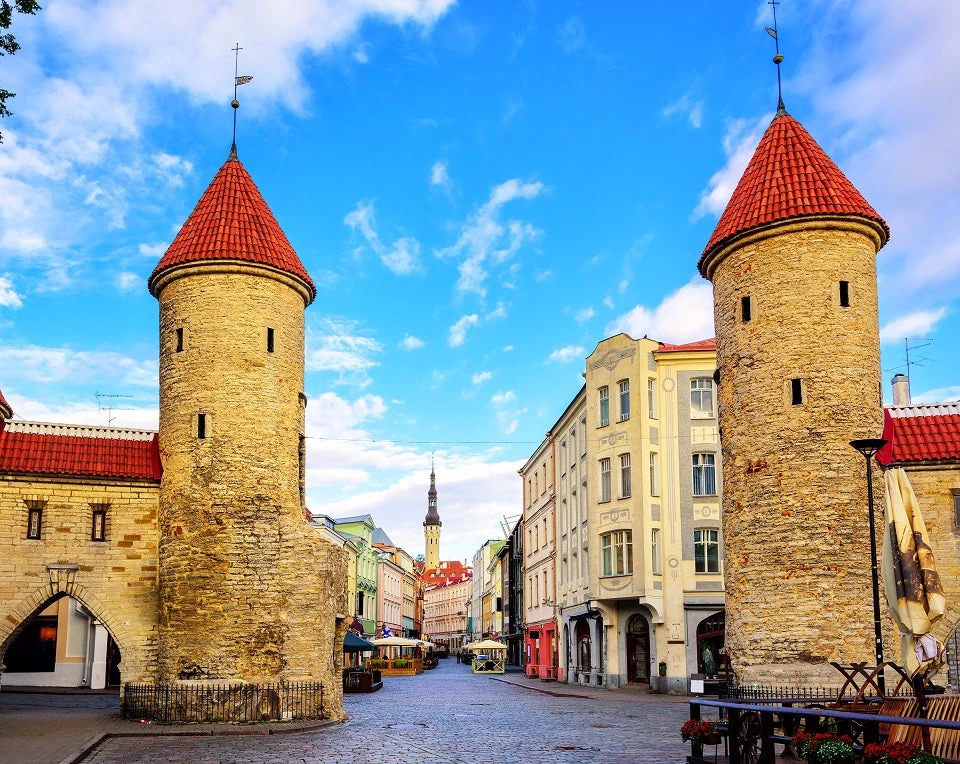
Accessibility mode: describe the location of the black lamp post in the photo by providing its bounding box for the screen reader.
[850,437,888,695]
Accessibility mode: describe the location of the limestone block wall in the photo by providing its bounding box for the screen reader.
[711,222,885,684]
[155,265,348,719]
[0,475,159,684]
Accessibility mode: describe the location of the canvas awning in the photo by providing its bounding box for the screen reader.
[372,636,420,647]
[470,639,508,651]
[343,631,376,653]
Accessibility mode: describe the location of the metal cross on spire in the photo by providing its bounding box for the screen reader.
[230,43,254,156]
[765,0,786,115]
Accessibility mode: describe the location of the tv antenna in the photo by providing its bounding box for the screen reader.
[95,391,134,426]
[499,513,521,538]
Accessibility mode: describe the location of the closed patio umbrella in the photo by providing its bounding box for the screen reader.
[881,467,947,678]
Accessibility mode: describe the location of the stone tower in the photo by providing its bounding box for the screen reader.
[424,466,441,570]
[698,109,889,684]
[148,148,347,718]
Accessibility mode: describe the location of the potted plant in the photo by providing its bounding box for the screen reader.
[681,719,721,759]
[792,732,856,763]
[864,742,941,764]
[368,658,388,669]
[393,658,410,668]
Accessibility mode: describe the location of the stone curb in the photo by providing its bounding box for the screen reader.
[491,676,593,699]
[56,718,339,764]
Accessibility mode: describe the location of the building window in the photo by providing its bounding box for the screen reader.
[599,386,610,427]
[649,452,660,497]
[953,490,960,527]
[741,295,752,322]
[267,327,275,353]
[694,529,720,573]
[619,453,631,498]
[175,327,184,352]
[839,280,850,307]
[601,530,633,576]
[791,378,804,405]
[26,501,44,539]
[648,378,658,419]
[580,418,587,455]
[651,529,661,574]
[600,458,611,502]
[197,413,207,439]
[91,504,108,542]
[693,453,717,496]
[618,380,630,422]
[691,378,715,418]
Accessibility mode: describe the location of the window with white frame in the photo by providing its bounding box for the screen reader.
[601,530,633,576]
[648,378,658,419]
[694,528,720,573]
[599,386,610,427]
[618,379,630,422]
[651,529,661,574]
[619,453,631,498]
[649,452,660,496]
[690,377,714,418]
[600,458,611,502]
[693,453,717,496]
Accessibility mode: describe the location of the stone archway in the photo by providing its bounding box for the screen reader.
[0,577,145,685]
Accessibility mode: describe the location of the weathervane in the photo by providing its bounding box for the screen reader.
[231,43,254,155]
[765,0,786,115]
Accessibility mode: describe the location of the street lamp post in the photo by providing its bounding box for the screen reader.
[850,437,888,695]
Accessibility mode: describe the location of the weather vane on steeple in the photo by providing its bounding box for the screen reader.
[765,0,786,115]
[230,43,254,156]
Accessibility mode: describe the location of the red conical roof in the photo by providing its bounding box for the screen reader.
[699,113,889,276]
[148,151,315,301]
[0,388,12,420]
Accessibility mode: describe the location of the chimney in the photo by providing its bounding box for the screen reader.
[891,373,910,406]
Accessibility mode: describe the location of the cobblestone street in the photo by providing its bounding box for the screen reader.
[1,660,696,763]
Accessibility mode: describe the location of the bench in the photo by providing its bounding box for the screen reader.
[880,695,960,763]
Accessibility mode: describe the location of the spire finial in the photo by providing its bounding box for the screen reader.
[765,0,786,115]
[230,43,254,157]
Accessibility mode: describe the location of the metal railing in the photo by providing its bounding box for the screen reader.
[122,681,325,724]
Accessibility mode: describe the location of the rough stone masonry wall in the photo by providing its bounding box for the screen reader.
[156,267,347,719]
[712,223,885,685]
[0,475,159,683]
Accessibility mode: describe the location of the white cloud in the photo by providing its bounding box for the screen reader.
[344,200,421,276]
[547,345,585,364]
[491,390,515,406]
[490,389,525,435]
[575,306,595,324]
[435,178,544,298]
[663,93,704,129]
[556,16,586,53]
[0,345,157,387]
[503,345,514,352]
[138,242,166,258]
[472,371,492,385]
[911,386,960,404]
[430,160,451,191]
[0,276,23,308]
[448,313,479,347]
[603,297,615,310]
[9,393,159,430]
[353,42,371,64]
[692,114,772,221]
[398,334,424,351]
[879,308,948,344]
[486,301,508,321]
[306,317,382,387]
[606,279,715,344]
[501,97,523,125]
[114,271,141,292]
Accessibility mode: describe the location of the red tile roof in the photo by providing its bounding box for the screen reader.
[877,404,960,466]
[148,152,315,302]
[0,421,162,481]
[0,389,11,420]
[422,561,473,587]
[699,113,889,275]
[656,338,717,353]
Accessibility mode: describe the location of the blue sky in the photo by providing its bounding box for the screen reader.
[1,0,958,564]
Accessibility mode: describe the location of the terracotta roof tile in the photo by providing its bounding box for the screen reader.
[0,422,162,481]
[148,153,315,301]
[656,338,717,353]
[699,113,889,274]
[877,404,960,465]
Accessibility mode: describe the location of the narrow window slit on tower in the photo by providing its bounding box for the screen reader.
[839,281,850,307]
[198,413,207,439]
[267,328,274,353]
[791,378,803,405]
[741,295,752,322]
[176,328,184,352]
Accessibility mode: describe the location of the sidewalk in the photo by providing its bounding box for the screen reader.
[0,691,336,764]
[493,672,691,703]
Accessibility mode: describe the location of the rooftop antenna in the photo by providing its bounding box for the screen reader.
[95,391,134,427]
[230,43,253,156]
[765,0,786,115]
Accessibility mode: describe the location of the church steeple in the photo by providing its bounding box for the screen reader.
[423,462,441,570]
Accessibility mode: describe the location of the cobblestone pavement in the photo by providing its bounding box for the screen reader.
[79,661,694,764]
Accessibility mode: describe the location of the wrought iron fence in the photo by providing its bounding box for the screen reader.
[122,681,325,724]
[727,683,914,702]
